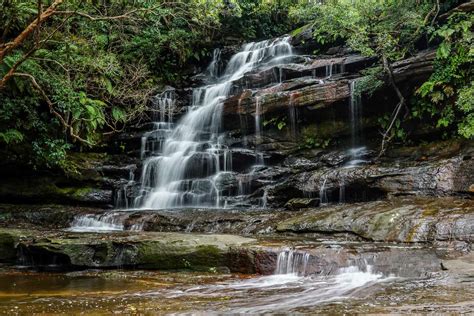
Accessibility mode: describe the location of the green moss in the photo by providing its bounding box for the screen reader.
[0,232,17,263]
[290,24,310,37]
[57,187,93,198]
[276,210,333,231]
[422,208,440,217]
[136,242,225,271]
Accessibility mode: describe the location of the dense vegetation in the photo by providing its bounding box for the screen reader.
[0,0,297,170]
[290,0,472,152]
[0,0,472,171]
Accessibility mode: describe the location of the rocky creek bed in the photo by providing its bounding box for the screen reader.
[0,253,472,314]
[0,194,472,313]
[0,196,472,314]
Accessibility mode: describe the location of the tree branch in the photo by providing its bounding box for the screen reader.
[378,55,406,157]
[13,72,93,145]
[0,0,64,64]
[54,5,161,21]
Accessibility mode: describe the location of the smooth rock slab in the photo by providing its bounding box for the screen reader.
[0,229,257,272]
[276,196,474,244]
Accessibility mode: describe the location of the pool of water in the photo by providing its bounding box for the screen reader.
[1,262,473,315]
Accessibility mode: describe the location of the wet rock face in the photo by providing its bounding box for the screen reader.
[276,197,474,244]
[221,50,434,119]
[295,154,474,201]
[0,152,140,208]
[6,197,467,247]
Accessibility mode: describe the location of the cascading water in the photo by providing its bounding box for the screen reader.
[275,249,310,275]
[68,213,125,232]
[68,38,294,232]
[254,96,264,165]
[134,37,293,209]
[115,167,136,209]
[207,48,222,79]
[349,80,362,149]
[288,93,298,138]
[319,174,328,204]
[173,249,388,313]
[346,79,367,167]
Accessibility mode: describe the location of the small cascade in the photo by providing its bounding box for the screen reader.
[140,89,176,160]
[319,175,328,204]
[207,48,222,79]
[68,212,148,232]
[115,166,136,209]
[274,249,310,275]
[338,176,346,203]
[278,66,283,83]
[288,93,298,138]
[347,79,367,166]
[260,188,268,208]
[254,96,264,165]
[68,213,126,232]
[349,80,362,148]
[129,221,145,231]
[312,61,343,83]
[325,63,333,78]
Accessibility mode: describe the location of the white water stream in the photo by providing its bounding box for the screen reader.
[161,249,388,314]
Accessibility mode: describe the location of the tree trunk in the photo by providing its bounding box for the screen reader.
[0,0,64,64]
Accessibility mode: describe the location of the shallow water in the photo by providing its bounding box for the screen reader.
[1,264,473,315]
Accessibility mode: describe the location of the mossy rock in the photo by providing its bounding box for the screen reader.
[0,232,17,263]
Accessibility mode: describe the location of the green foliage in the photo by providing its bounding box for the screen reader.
[377,115,407,143]
[354,67,384,97]
[290,0,431,60]
[263,116,287,130]
[415,12,473,139]
[0,129,23,144]
[32,139,71,170]
[0,0,250,170]
[301,135,331,150]
[291,1,471,143]
[220,0,298,40]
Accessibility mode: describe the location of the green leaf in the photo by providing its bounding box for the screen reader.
[0,129,24,144]
[112,107,127,123]
[437,42,451,59]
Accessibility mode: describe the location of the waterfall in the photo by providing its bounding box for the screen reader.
[254,96,265,165]
[349,80,362,148]
[347,79,367,166]
[134,37,293,209]
[339,176,346,203]
[68,212,126,232]
[207,48,222,79]
[274,249,310,275]
[288,93,298,138]
[115,166,136,209]
[140,89,175,160]
[319,175,328,204]
[325,63,333,78]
